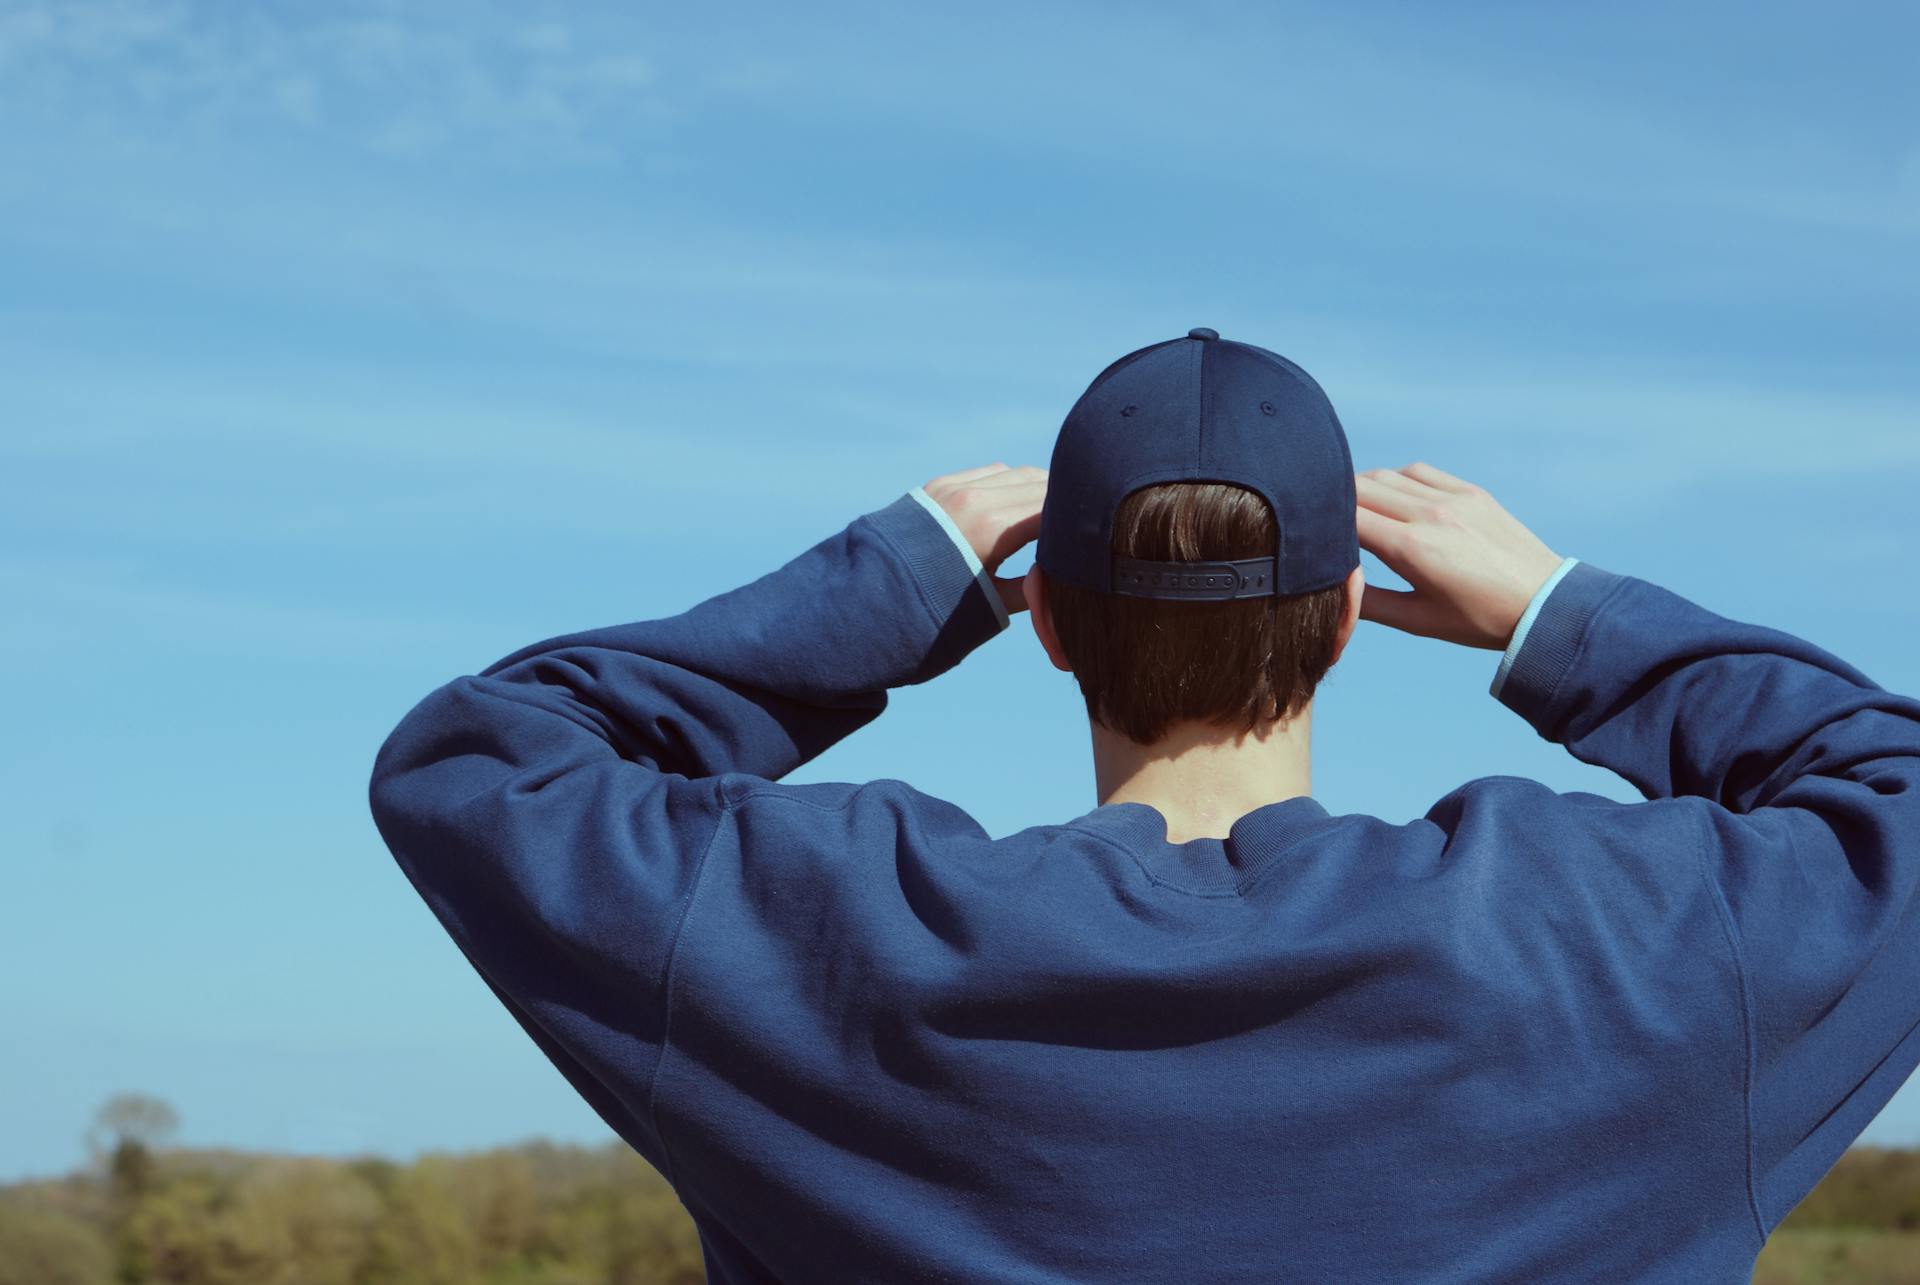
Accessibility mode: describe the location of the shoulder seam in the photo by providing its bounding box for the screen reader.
[1689,800,1769,1251]
[728,778,878,815]
[646,778,736,1192]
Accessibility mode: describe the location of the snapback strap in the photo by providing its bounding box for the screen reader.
[1110,555,1277,601]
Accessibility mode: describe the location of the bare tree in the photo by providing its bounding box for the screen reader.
[84,1093,179,1199]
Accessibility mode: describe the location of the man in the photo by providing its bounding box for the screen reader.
[368,328,1920,1283]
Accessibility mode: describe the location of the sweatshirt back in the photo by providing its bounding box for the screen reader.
[367,488,1920,1283]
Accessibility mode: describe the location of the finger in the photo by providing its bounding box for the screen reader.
[928,468,1045,512]
[993,573,1029,616]
[965,476,1046,523]
[1354,506,1413,561]
[1356,583,1435,635]
[1362,468,1436,502]
[926,462,1014,491]
[974,474,1049,505]
[983,508,1044,569]
[969,463,1047,490]
[976,477,1048,522]
[1400,461,1478,495]
[1355,474,1424,522]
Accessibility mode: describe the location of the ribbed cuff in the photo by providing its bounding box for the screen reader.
[906,486,1013,633]
[861,490,1011,679]
[1491,557,1581,700]
[1492,560,1627,735]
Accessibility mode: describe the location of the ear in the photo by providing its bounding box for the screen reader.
[1329,562,1366,666]
[1024,564,1073,673]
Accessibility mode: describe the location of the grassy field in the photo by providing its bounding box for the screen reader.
[1754,1229,1920,1284]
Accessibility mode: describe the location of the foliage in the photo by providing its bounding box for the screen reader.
[1776,1147,1920,1233]
[1752,1229,1920,1285]
[0,1201,114,1285]
[3,1098,702,1285]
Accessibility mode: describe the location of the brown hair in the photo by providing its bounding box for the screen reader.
[1042,481,1350,745]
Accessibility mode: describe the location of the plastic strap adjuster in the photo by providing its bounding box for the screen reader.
[1110,555,1276,600]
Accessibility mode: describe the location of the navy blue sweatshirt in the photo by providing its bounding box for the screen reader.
[368,487,1920,1283]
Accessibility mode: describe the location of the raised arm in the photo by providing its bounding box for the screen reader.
[365,479,1012,1176]
[1357,461,1920,1234]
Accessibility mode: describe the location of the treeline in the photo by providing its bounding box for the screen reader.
[0,1095,702,1285]
[0,1141,703,1285]
[3,1094,1918,1283]
[1774,1145,1920,1232]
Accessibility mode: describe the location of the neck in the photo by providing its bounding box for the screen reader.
[1091,702,1315,843]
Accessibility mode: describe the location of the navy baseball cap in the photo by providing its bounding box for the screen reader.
[1035,327,1361,601]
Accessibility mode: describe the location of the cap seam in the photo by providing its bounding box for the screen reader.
[1063,337,1188,423]
[1245,345,1337,405]
[1193,335,1206,471]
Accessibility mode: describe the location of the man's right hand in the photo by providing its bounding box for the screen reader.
[1353,463,1565,651]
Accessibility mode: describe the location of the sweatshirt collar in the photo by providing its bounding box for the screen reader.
[1065,795,1341,893]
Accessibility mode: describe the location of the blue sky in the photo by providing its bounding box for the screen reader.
[4,0,1918,1182]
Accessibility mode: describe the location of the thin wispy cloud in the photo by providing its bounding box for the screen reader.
[0,0,671,159]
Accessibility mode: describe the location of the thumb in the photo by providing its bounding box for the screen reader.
[993,574,1029,617]
[1357,584,1438,637]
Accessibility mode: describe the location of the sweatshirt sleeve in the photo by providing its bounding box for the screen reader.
[1495,561,1920,1231]
[1488,556,1581,701]
[365,489,1008,1175]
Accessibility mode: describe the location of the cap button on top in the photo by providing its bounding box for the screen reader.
[1188,327,1219,341]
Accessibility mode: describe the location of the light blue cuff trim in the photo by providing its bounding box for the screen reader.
[1491,556,1581,700]
[909,485,1012,632]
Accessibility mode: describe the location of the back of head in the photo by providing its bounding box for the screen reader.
[1035,328,1360,745]
[1043,482,1351,744]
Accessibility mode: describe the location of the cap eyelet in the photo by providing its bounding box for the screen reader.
[1119,404,1137,417]
[1259,401,1276,416]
